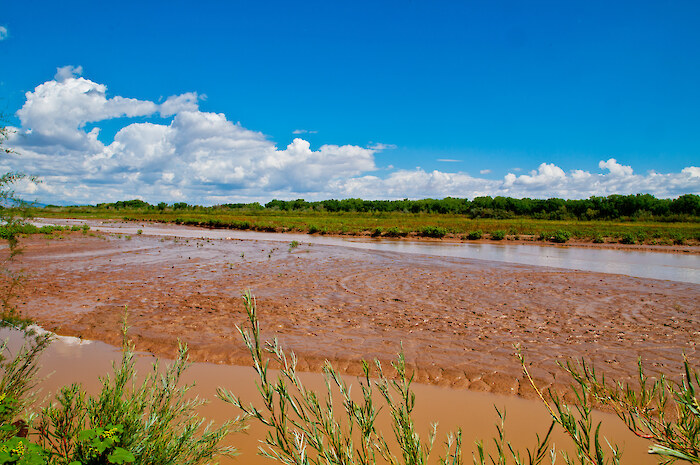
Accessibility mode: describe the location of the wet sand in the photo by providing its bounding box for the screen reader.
[5,227,698,399]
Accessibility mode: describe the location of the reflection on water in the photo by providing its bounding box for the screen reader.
[1,327,654,465]
[35,218,700,284]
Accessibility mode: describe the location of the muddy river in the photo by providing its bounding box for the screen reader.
[2,219,697,463]
[33,218,700,284]
[1,327,654,464]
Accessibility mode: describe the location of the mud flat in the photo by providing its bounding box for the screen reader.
[5,226,698,398]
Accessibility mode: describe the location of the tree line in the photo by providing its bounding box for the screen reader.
[84,193,700,221]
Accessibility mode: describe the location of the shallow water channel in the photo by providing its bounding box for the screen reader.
[35,218,700,284]
[2,327,654,464]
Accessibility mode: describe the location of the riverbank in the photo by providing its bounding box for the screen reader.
[31,208,700,249]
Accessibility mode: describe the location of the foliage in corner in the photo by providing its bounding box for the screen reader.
[35,317,242,465]
[519,347,700,464]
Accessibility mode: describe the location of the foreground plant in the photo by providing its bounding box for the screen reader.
[219,292,554,465]
[0,332,52,440]
[519,347,699,465]
[35,317,241,465]
[222,292,699,465]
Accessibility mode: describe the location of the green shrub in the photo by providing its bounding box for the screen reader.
[0,333,52,441]
[620,232,636,244]
[308,224,320,234]
[592,234,605,244]
[551,230,571,243]
[419,226,447,238]
[490,230,506,240]
[36,321,239,465]
[466,230,483,240]
[384,226,406,237]
[371,227,383,237]
[672,233,686,245]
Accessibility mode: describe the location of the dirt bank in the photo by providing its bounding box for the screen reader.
[5,230,699,399]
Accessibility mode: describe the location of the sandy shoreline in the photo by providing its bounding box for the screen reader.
[5,229,699,399]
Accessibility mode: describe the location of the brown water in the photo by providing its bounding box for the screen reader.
[2,327,655,464]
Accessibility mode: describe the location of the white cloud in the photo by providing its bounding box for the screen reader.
[5,69,385,204]
[599,158,633,177]
[160,92,200,117]
[0,26,8,41]
[292,129,317,134]
[368,143,396,151]
[4,69,699,205]
[15,73,157,152]
[437,158,461,162]
[504,163,566,188]
[54,65,83,82]
[681,167,700,178]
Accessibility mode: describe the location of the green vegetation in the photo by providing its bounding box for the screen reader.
[551,229,573,243]
[0,224,87,241]
[28,200,700,246]
[490,230,506,240]
[0,287,698,464]
[620,232,637,244]
[466,229,483,240]
[419,225,448,238]
[220,292,700,464]
[0,322,241,465]
[80,194,700,221]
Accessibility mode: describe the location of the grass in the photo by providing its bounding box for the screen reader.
[0,223,88,241]
[25,207,700,245]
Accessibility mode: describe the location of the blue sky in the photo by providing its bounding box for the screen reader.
[1,1,699,204]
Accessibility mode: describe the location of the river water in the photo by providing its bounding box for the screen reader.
[34,218,700,284]
[0,327,654,465]
[13,217,690,463]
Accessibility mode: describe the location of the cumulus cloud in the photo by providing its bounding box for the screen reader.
[54,65,83,82]
[160,92,200,117]
[15,72,157,152]
[599,158,633,177]
[292,129,318,135]
[480,169,491,175]
[4,69,699,205]
[0,26,8,41]
[5,69,385,204]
